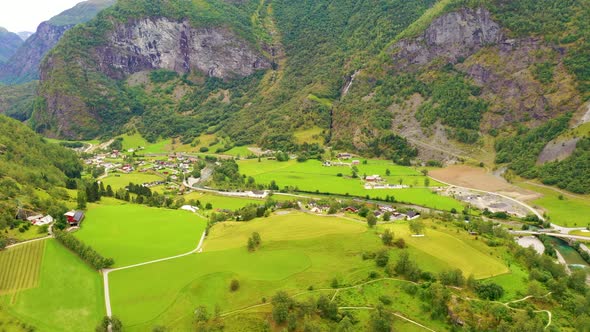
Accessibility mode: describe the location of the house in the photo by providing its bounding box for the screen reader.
[337,153,352,159]
[351,160,360,165]
[365,175,382,182]
[64,211,85,226]
[180,205,199,213]
[15,208,38,221]
[344,206,358,213]
[406,210,420,220]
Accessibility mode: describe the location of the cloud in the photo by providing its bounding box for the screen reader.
[0,0,82,32]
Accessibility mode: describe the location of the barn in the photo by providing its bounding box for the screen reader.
[64,210,85,226]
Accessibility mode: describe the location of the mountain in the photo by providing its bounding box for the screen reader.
[0,28,23,64]
[17,32,34,41]
[0,114,82,229]
[0,0,116,84]
[31,0,590,193]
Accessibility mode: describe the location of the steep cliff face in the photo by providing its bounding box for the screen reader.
[96,18,269,80]
[391,7,502,69]
[0,28,23,64]
[0,0,115,84]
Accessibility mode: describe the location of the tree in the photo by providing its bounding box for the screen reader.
[370,305,393,332]
[247,237,256,251]
[205,202,213,210]
[475,283,504,300]
[367,212,377,227]
[376,250,389,267]
[252,232,261,247]
[382,229,394,246]
[385,168,391,176]
[194,306,209,322]
[77,190,87,209]
[409,219,424,235]
[424,178,430,187]
[382,211,391,221]
[272,291,291,324]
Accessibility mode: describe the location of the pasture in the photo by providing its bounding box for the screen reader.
[101,172,164,190]
[382,221,508,278]
[1,240,104,332]
[0,241,45,295]
[238,159,463,211]
[75,203,207,267]
[518,183,590,227]
[108,212,507,330]
[182,192,271,211]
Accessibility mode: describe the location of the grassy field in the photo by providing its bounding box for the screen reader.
[569,230,590,238]
[183,192,270,211]
[238,159,463,211]
[293,126,324,144]
[4,225,47,242]
[0,240,104,332]
[204,212,366,251]
[108,212,507,330]
[381,221,509,279]
[518,183,590,227]
[101,172,164,190]
[0,241,45,295]
[76,203,207,267]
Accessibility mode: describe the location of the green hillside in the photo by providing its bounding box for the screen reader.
[23,0,590,193]
[0,115,82,232]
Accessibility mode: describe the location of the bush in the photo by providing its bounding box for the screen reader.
[199,146,209,153]
[230,279,240,292]
[375,250,389,267]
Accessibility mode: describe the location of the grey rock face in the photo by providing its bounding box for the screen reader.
[95,18,270,79]
[391,7,502,68]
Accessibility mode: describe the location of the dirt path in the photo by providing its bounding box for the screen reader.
[102,231,207,318]
[4,236,51,249]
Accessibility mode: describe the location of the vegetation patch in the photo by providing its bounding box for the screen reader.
[0,241,45,295]
[75,203,207,267]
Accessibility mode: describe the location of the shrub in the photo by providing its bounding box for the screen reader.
[230,279,240,292]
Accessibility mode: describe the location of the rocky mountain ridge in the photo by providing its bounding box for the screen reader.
[0,28,23,64]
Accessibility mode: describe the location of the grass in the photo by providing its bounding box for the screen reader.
[0,241,45,295]
[381,221,509,279]
[294,126,324,145]
[569,230,590,238]
[4,225,47,242]
[108,212,507,330]
[518,183,590,227]
[238,159,463,211]
[485,263,529,301]
[183,192,269,211]
[0,239,104,332]
[101,172,164,190]
[75,203,207,267]
[204,212,366,251]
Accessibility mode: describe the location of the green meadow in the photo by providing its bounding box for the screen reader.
[101,172,164,190]
[238,159,463,211]
[75,203,207,267]
[108,212,507,330]
[0,240,104,332]
[183,192,270,211]
[518,183,590,227]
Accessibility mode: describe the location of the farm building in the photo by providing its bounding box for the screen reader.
[406,210,421,220]
[337,153,352,159]
[365,175,382,182]
[344,206,358,213]
[64,211,85,226]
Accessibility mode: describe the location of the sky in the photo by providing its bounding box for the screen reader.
[0,0,82,32]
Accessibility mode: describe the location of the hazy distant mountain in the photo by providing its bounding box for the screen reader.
[0,0,115,84]
[17,31,34,41]
[0,27,23,64]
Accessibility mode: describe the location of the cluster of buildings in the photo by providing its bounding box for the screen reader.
[15,209,85,227]
[306,203,420,221]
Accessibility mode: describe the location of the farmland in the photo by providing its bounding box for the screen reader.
[0,240,104,332]
[0,241,45,295]
[100,172,164,190]
[238,159,463,211]
[518,182,590,227]
[75,203,207,267]
[107,212,509,331]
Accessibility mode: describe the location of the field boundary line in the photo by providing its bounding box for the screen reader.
[4,236,51,249]
[103,230,207,318]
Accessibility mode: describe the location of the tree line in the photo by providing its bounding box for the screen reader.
[53,230,114,269]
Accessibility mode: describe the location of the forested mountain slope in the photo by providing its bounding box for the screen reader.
[0,115,82,230]
[28,0,590,193]
[0,28,23,64]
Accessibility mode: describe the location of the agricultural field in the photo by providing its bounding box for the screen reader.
[381,221,509,279]
[101,172,165,190]
[0,240,104,332]
[183,192,272,211]
[238,159,463,211]
[518,182,590,227]
[75,203,207,267]
[0,241,45,295]
[107,212,508,331]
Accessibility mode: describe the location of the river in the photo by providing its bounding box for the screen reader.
[545,236,590,271]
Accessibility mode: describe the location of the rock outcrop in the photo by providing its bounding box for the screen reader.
[391,7,502,68]
[95,18,270,80]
